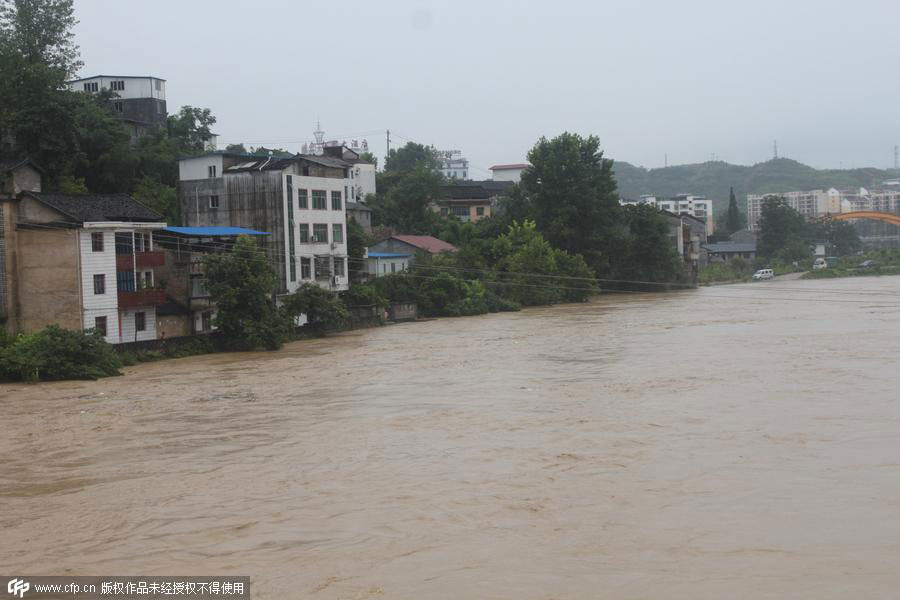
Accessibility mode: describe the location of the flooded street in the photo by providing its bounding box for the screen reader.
[3,277,900,599]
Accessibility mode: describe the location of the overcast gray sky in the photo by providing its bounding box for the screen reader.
[73,0,900,174]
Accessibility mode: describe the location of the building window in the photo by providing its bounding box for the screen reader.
[332,223,343,244]
[208,165,217,178]
[94,316,107,336]
[139,270,153,289]
[114,101,123,113]
[452,206,469,218]
[312,190,327,210]
[83,82,98,92]
[93,274,106,295]
[391,262,396,273]
[476,206,485,216]
[315,256,331,279]
[298,223,310,243]
[154,79,161,91]
[301,257,311,279]
[110,80,125,91]
[209,195,219,209]
[201,311,212,331]
[313,223,328,243]
[289,256,296,282]
[331,190,342,211]
[135,311,146,332]
[334,257,345,277]
[298,189,308,209]
[91,232,104,252]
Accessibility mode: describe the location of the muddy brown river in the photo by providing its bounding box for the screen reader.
[2,277,900,599]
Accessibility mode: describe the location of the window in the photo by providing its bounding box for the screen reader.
[154,79,162,91]
[114,101,123,113]
[301,257,311,279]
[298,223,310,243]
[313,223,328,243]
[391,262,396,273]
[201,311,212,332]
[332,223,343,244]
[208,165,217,178]
[93,274,106,295]
[135,311,146,332]
[312,190,327,210]
[452,206,469,217]
[91,232,104,252]
[298,189,308,209]
[110,80,125,91]
[334,258,345,277]
[315,256,331,279]
[94,316,107,336]
[209,195,219,209]
[139,271,153,289]
[289,256,296,282]
[476,206,485,216]
[83,82,98,92]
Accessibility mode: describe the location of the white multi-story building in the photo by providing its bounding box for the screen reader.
[177,152,350,294]
[622,194,715,235]
[1,188,167,343]
[489,163,529,183]
[437,150,469,180]
[67,75,168,140]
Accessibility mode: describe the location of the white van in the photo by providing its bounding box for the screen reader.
[813,257,827,270]
[752,268,774,281]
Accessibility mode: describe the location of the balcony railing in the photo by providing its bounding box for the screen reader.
[115,251,165,271]
[118,288,166,309]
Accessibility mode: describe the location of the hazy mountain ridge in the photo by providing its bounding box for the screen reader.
[612,158,900,210]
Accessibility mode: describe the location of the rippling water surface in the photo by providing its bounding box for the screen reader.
[3,277,900,599]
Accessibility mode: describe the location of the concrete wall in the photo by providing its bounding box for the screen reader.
[491,168,524,182]
[79,229,119,343]
[70,76,165,100]
[352,163,377,201]
[119,307,157,343]
[179,155,224,182]
[1,164,42,195]
[157,314,190,338]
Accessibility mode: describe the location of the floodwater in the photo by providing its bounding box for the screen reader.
[2,276,900,599]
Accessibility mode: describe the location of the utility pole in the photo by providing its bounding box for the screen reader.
[386,129,391,160]
[894,145,898,170]
[664,153,668,168]
[773,140,778,159]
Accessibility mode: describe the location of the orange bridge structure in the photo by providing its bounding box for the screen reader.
[819,211,900,227]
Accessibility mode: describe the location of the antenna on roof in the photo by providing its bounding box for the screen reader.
[773,140,778,159]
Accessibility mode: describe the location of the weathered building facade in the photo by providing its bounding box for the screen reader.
[177,152,352,294]
[0,190,167,343]
[67,75,168,141]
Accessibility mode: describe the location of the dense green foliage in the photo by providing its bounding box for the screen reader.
[724,186,746,235]
[0,0,215,219]
[370,142,445,233]
[203,236,290,350]
[757,197,861,260]
[0,325,121,382]
[346,217,372,267]
[356,221,593,317]
[282,283,349,331]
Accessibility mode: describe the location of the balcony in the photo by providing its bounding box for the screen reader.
[115,251,165,270]
[118,288,166,309]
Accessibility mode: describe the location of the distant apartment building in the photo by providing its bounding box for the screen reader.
[435,180,514,222]
[177,151,352,294]
[744,187,900,229]
[1,177,167,343]
[68,75,168,141]
[622,194,715,235]
[489,163,529,183]
[437,150,469,180]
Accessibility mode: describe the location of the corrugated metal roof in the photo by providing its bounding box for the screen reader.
[163,226,270,236]
[390,235,457,254]
[24,192,163,223]
[368,252,411,258]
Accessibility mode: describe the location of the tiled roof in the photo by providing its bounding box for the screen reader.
[391,235,457,254]
[444,180,514,199]
[703,242,757,253]
[0,158,44,174]
[346,201,373,212]
[24,192,163,223]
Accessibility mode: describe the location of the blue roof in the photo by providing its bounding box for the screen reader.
[164,226,269,236]
[368,252,410,258]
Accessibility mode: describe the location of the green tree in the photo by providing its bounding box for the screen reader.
[725,186,745,233]
[167,105,217,155]
[346,217,371,267]
[373,166,444,233]
[224,143,248,153]
[0,0,82,182]
[203,236,289,350]
[282,283,349,332]
[817,220,862,256]
[384,142,440,173]
[359,151,378,169]
[519,132,621,273]
[611,203,683,282]
[249,146,292,157]
[757,196,812,260]
[66,90,138,192]
[133,176,177,224]
[0,325,121,382]
[492,220,562,306]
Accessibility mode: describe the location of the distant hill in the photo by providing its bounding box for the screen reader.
[612,158,900,211]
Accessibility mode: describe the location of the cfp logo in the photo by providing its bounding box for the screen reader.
[6,579,29,598]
